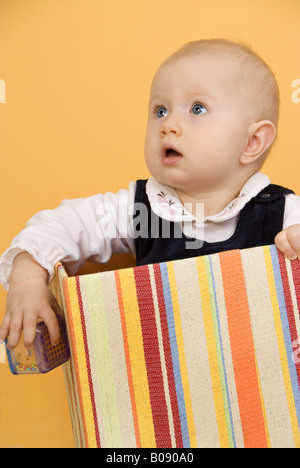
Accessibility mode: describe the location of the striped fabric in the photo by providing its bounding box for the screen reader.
[51,245,300,448]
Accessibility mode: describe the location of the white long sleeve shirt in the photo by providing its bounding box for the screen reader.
[1,172,300,290]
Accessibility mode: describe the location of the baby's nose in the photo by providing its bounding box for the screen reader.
[160,115,182,137]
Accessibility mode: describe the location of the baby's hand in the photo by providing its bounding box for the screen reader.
[0,252,62,349]
[275,224,300,261]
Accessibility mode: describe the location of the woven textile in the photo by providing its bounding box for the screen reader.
[51,245,300,448]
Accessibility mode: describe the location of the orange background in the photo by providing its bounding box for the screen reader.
[0,0,300,448]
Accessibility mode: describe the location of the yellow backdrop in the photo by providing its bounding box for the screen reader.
[0,0,300,448]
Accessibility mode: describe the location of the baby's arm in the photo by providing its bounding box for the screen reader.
[0,184,136,348]
[0,252,62,349]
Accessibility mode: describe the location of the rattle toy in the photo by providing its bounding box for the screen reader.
[5,314,70,374]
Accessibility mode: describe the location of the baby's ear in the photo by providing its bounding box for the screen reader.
[240,120,276,165]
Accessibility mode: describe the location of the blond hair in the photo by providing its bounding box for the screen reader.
[161,39,279,127]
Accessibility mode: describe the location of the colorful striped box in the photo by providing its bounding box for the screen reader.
[51,245,300,448]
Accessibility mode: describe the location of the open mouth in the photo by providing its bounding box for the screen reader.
[161,145,183,165]
[165,148,182,158]
[160,143,183,165]
[161,143,183,159]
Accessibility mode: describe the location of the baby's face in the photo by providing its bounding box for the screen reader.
[144,54,256,194]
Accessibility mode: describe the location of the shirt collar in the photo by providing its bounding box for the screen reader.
[146,172,271,224]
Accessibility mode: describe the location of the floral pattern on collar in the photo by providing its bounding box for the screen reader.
[146,173,271,224]
[156,190,187,217]
[213,192,247,219]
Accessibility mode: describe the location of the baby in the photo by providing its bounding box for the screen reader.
[1,39,300,349]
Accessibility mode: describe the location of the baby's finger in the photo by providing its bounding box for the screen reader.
[275,230,297,261]
[51,294,64,319]
[42,308,61,346]
[285,226,300,260]
[6,313,23,349]
[23,314,39,349]
[0,314,10,342]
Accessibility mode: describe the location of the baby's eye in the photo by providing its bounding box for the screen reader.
[155,106,168,118]
[191,103,207,115]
